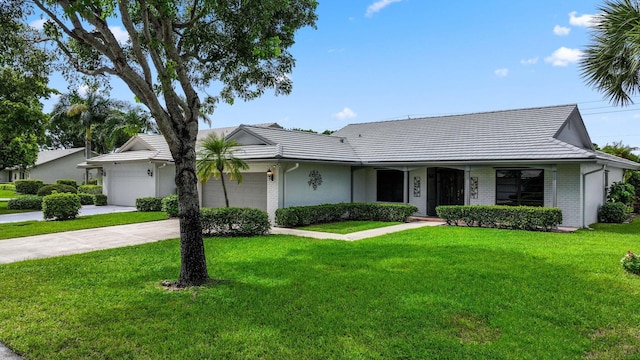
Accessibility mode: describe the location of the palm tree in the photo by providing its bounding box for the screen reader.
[97,105,159,152]
[580,0,640,106]
[65,89,112,159]
[196,133,249,207]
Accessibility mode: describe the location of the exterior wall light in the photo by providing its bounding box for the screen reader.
[266,168,274,181]
[147,169,153,177]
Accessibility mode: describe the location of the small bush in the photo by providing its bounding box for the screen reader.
[621,250,640,275]
[162,194,179,218]
[136,197,163,212]
[598,202,629,223]
[94,194,108,206]
[7,195,43,210]
[42,193,81,220]
[14,180,44,195]
[78,193,95,205]
[77,185,102,195]
[0,184,15,191]
[436,205,563,231]
[608,182,635,205]
[56,179,78,188]
[83,178,98,185]
[275,203,418,228]
[201,207,271,236]
[37,184,78,197]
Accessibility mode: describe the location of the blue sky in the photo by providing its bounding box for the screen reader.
[39,0,640,150]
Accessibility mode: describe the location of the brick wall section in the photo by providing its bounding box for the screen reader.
[266,168,280,224]
[470,168,495,205]
[556,164,581,227]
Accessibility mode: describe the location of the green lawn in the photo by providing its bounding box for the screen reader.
[0,189,19,198]
[0,211,168,240]
[297,220,402,234]
[1,219,640,359]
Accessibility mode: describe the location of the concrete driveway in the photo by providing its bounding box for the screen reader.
[0,205,137,224]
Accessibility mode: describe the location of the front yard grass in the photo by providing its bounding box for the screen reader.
[0,189,19,198]
[297,220,402,234]
[1,219,640,359]
[0,212,167,240]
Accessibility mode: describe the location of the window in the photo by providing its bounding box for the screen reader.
[496,169,544,206]
[377,170,404,202]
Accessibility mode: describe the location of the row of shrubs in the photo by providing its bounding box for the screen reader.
[136,195,269,236]
[435,205,563,231]
[8,193,107,210]
[14,179,102,196]
[274,202,418,228]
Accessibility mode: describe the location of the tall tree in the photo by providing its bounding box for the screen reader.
[0,3,53,172]
[196,133,249,208]
[580,0,640,106]
[28,0,317,286]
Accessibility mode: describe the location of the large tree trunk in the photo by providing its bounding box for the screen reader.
[173,138,210,287]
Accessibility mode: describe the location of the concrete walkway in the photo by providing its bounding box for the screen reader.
[271,221,444,240]
[0,205,137,224]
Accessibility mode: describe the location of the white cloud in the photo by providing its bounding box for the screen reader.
[29,18,47,30]
[520,57,539,65]
[365,0,401,18]
[109,26,129,45]
[494,68,509,78]
[544,47,584,66]
[77,84,90,97]
[333,107,357,120]
[569,11,599,27]
[553,25,571,36]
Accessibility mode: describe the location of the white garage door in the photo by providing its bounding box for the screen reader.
[108,169,155,206]
[202,173,267,210]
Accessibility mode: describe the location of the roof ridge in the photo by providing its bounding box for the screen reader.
[241,124,346,139]
[343,104,578,127]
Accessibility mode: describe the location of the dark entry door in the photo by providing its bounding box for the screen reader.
[427,168,465,215]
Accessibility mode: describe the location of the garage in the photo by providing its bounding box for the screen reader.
[202,172,267,210]
[107,167,155,206]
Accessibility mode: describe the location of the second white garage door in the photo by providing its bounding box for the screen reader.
[202,173,267,210]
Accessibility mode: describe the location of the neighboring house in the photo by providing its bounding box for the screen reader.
[84,123,282,206]
[84,105,640,228]
[22,148,98,185]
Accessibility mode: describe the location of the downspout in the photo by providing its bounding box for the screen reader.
[582,165,605,228]
[283,163,299,208]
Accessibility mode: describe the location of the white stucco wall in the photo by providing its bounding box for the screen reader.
[0,170,10,183]
[469,167,494,206]
[28,152,91,184]
[282,163,351,207]
[352,168,368,203]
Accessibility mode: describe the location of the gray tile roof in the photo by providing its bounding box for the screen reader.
[35,148,85,166]
[229,126,361,163]
[332,104,607,164]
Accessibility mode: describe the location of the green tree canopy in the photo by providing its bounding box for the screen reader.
[26,0,317,286]
[600,140,640,163]
[0,5,53,171]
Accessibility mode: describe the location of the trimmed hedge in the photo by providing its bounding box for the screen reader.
[78,185,102,195]
[36,184,78,197]
[56,179,78,188]
[275,202,418,228]
[42,193,81,220]
[78,193,95,205]
[136,197,163,212]
[201,207,271,236]
[14,180,44,195]
[94,194,108,206]
[162,194,179,218]
[598,202,629,223]
[436,205,563,231]
[7,195,43,210]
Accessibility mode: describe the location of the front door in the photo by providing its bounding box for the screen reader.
[427,167,465,216]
